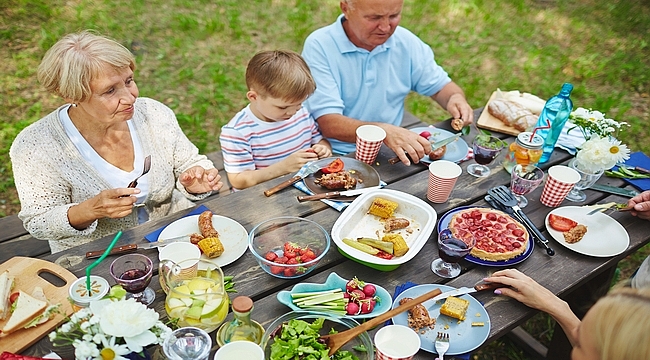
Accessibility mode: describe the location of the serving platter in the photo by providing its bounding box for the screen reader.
[391,284,490,355]
[276,272,392,319]
[409,126,469,164]
[545,206,629,257]
[158,214,248,267]
[437,206,534,266]
[304,157,380,202]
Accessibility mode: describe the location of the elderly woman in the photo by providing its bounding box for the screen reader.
[10,31,222,253]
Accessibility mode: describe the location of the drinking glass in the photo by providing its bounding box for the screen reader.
[565,158,604,202]
[431,229,475,278]
[467,136,505,178]
[109,253,155,306]
[510,164,545,208]
[163,327,212,360]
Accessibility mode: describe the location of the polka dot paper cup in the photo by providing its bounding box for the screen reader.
[540,165,581,207]
[355,125,386,164]
[374,325,421,360]
[427,160,462,203]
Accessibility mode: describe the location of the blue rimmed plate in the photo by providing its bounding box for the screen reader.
[409,126,469,164]
[391,284,490,355]
[277,272,392,319]
[437,206,534,267]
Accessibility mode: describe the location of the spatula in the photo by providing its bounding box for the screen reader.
[319,287,442,356]
[488,185,555,256]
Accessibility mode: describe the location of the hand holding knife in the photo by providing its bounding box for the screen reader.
[388,134,462,165]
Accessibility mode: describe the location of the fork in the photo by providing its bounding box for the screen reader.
[127,155,151,188]
[435,332,449,360]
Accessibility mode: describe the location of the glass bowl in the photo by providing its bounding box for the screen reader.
[248,217,330,279]
[260,310,374,360]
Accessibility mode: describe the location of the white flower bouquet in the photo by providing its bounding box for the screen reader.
[568,107,629,139]
[49,297,172,360]
[575,135,630,173]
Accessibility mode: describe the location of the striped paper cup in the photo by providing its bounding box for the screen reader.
[427,160,462,203]
[540,165,581,207]
[355,125,386,164]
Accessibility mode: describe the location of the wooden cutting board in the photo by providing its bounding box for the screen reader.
[0,257,78,353]
[477,91,530,136]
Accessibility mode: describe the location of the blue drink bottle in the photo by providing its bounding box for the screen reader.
[535,83,573,164]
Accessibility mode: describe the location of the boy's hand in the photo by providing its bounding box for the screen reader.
[283,149,319,173]
[311,144,332,159]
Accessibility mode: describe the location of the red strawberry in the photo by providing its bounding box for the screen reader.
[283,268,296,277]
[275,256,288,264]
[302,249,316,261]
[284,242,300,253]
[284,250,297,259]
[270,265,283,275]
[287,258,299,265]
[264,251,278,261]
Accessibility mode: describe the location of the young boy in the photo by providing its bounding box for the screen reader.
[220,50,331,190]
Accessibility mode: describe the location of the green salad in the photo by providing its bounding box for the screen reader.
[269,318,361,360]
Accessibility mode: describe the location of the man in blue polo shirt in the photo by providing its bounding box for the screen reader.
[302,0,473,165]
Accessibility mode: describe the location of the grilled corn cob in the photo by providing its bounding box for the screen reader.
[197,237,225,258]
[440,296,470,321]
[381,233,409,257]
[368,198,398,219]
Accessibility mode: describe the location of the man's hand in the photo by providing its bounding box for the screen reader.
[380,124,430,166]
[180,166,223,194]
[447,93,474,130]
[628,190,650,220]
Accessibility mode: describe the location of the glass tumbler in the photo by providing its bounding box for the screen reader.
[163,327,212,360]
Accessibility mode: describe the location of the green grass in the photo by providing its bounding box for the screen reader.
[1,1,649,357]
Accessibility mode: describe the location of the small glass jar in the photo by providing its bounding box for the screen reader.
[503,132,544,173]
[68,275,110,311]
[217,296,264,346]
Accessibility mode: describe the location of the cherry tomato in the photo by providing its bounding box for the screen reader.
[9,292,19,305]
[321,158,344,174]
[548,214,578,232]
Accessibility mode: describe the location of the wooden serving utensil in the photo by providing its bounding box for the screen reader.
[318,287,442,356]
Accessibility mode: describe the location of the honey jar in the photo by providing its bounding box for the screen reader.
[503,132,544,173]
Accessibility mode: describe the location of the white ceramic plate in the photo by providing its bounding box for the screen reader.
[545,206,629,257]
[331,189,437,270]
[391,284,490,355]
[409,126,469,164]
[276,272,392,319]
[158,214,248,267]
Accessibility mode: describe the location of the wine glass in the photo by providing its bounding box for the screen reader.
[431,229,475,278]
[510,164,545,208]
[467,135,506,178]
[109,253,155,306]
[163,327,212,360]
[565,158,604,202]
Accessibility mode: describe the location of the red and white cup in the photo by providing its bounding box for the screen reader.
[427,160,462,203]
[355,125,386,164]
[540,165,581,207]
[374,325,421,360]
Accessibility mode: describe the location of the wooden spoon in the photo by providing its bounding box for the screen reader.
[319,287,442,356]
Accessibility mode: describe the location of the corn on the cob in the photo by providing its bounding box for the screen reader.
[368,198,398,219]
[381,233,409,257]
[197,237,225,258]
[440,296,470,320]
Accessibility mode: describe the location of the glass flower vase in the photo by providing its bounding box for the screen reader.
[565,158,604,202]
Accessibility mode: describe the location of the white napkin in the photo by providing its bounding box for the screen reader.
[555,121,587,155]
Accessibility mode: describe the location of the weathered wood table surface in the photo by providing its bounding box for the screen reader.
[21,109,649,360]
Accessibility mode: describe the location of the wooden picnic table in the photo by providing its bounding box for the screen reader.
[19,109,650,360]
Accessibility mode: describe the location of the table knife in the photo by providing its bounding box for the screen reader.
[423,283,500,309]
[430,133,462,150]
[588,184,640,198]
[85,234,191,259]
[264,161,320,197]
[297,186,382,202]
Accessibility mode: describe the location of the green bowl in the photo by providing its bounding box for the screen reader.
[337,247,400,272]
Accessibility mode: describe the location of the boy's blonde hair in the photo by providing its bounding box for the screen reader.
[589,287,650,360]
[37,30,136,102]
[245,50,315,102]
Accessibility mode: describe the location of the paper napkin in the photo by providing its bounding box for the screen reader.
[555,121,587,155]
[143,204,211,242]
[615,151,650,192]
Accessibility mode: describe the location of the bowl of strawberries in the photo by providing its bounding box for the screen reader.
[248,217,330,279]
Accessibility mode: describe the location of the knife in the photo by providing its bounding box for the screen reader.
[297,185,382,202]
[423,283,500,309]
[588,183,640,198]
[85,234,191,259]
[264,161,321,197]
[430,133,462,151]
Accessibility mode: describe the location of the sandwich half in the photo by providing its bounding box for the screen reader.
[0,270,15,320]
[0,290,47,336]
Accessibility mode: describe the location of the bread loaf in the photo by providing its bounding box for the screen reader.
[488,99,538,132]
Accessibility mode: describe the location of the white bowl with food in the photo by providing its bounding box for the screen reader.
[331,189,437,271]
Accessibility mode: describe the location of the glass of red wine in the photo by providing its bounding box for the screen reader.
[109,253,155,306]
[468,135,505,178]
[431,229,475,278]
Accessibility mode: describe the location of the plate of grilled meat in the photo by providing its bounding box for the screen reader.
[304,157,380,202]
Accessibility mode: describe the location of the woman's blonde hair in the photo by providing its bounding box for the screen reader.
[245,50,315,103]
[37,30,135,102]
[589,287,650,360]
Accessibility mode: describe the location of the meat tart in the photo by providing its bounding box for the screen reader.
[448,207,529,261]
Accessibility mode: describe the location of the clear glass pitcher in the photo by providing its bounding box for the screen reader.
[159,258,229,332]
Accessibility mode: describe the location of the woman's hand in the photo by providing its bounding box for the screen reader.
[483,269,563,313]
[180,166,223,194]
[68,188,140,229]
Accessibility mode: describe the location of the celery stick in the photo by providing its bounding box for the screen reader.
[290,289,342,299]
[296,292,345,306]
